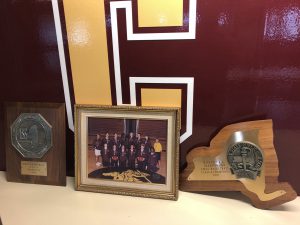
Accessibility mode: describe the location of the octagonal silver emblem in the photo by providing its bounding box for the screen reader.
[11,113,52,159]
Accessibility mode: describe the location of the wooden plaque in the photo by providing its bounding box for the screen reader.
[180,120,297,209]
[4,102,66,186]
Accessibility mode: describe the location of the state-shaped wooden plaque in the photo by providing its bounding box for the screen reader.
[180,120,297,209]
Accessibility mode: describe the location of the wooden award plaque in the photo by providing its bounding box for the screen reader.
[180,120,297,209]
[4,102,66,186]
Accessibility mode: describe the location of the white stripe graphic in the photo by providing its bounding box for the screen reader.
[51,0,74,131]
[130,77,194,143]
[111,0,197,142]
[110,0,197,105]
[51,0,197,143]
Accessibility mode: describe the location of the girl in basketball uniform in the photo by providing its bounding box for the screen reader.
[94,134,102,167]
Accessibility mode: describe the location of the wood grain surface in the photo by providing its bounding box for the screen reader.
[180,120,297,209]
[4,102,66,186]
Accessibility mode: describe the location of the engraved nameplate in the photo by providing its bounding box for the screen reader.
[21,161,47,176]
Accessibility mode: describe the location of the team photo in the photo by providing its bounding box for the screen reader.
[87,118,168,185]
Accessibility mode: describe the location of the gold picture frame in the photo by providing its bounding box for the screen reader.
[75,105,180,200]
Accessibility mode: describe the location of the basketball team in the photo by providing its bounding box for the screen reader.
[92,132,163,173]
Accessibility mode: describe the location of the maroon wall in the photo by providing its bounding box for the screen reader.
[1,0,300,195]
[88,118,124,136]
[104,0,300,194]
[88,118,167,141]
[138,120,168,141]
[0,0,75,176]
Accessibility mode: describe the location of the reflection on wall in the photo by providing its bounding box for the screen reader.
[264,6,300,41]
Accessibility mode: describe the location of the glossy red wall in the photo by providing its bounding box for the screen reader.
[0,0,75,176]
[0,0,300,195]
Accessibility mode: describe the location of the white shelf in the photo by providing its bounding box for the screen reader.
[0,171,299,225]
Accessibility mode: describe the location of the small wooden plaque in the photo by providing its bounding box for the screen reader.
[4,102,66,186]
[180,120,297,209]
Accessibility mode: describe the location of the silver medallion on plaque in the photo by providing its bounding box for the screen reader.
[227,130,263,180]
[11,113,52,159]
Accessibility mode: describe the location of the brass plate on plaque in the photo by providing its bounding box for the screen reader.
[21,161,47,176]
[188,152,235,181]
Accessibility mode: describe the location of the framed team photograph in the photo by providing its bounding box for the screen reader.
[75,105,180,200]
